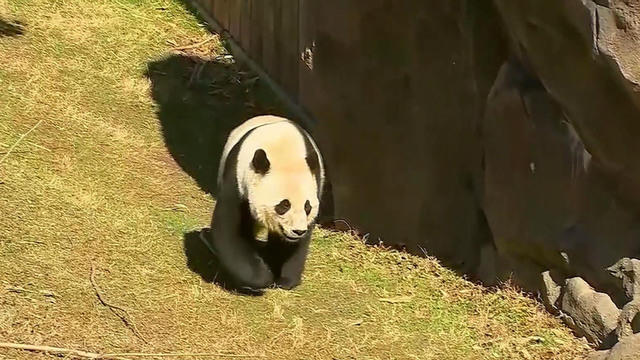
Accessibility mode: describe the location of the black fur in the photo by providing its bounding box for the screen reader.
[209,126,319,294]
[300,129,323,193]
[251,148,270,174]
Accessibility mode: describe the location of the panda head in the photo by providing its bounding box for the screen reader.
[248,148,320,242]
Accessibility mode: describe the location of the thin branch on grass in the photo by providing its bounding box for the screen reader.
[0,119,44,165]
[172,37,215,51]
[0,342,130,360]
[89,263,148,344]
[0,148,55,155]
[0,343,264,359]
[26,141,52,152]
[101,352,265,358]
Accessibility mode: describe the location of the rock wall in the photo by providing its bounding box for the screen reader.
[298,0,640,352]
[480,0,640,352]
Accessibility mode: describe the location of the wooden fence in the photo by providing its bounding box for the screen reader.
[196,0,302,102]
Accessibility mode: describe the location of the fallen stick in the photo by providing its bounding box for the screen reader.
[0,342,265,359]
[0,342,128,359]
[102,352,265,358]
[90,263,148,343]
[0,118,44,164]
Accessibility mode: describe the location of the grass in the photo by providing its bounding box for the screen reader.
[0,0,590,359]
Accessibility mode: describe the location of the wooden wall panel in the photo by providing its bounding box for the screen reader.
[199,0,211,11]
[215,0,229,30]
[228,0,242,41]
[249,0,263,64]
[298,0,315,110]
[210,0,218,20]
[197,0,301,101]
[261,0,278,80]
[279,0,299,99]
[239,0,252,50]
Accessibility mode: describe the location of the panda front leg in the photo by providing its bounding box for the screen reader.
[210,198,274,292]
[276,235,311,290]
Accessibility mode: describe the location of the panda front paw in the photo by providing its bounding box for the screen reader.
[276,276,301,290]
[237,286,266,296]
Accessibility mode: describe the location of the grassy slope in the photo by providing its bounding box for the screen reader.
[0,1,589,359]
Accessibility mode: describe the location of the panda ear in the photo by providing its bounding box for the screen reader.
[306,151,319,172]
[251,149,270,175]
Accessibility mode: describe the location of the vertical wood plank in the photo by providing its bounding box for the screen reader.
[228,0,242,41]
[250,0,263,64]
[214,0,228,29]
[262,0,277,79]
[240,0,252,50]
[298,0,317,109]
[273,0,283,83]
[279,0,299,99]
[210,0,217,18]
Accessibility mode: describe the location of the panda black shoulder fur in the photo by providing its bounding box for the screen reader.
[210,115,325,293]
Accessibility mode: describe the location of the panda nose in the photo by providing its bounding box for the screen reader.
[292,229,307,236]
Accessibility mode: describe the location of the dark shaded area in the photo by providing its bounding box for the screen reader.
[0,19,25,37]
[183,229,264,296]
[145,53,291,195]
[297,1,507,276]
[183,229,219,283]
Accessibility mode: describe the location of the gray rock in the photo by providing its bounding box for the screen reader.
[608,258,640,303]
[606,333,640,360]
[561,277,621,347]
[616,300,640,339]
[586,350,611,360]
[541,270,563,311]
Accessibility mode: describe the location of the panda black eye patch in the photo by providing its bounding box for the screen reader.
[304,200,312,215]
[275,199,291,215]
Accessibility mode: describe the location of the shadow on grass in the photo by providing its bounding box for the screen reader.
[0,19,25,37]
[183,228,264,297]
[145,54,290,195]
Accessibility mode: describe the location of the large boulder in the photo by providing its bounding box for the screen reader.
[616,299,640,339]
[560,278,620,348]
[606,333,640,360]
[608,258,640,303]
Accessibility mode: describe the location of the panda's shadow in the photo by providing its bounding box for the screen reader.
[145,49,291,195]
[183,229,266,297]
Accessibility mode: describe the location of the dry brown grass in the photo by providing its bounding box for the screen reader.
[0,0,591,359]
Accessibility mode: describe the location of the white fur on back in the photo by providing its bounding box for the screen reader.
[237,121,309,196]
[217,115,287,188]
[217,115,325,197]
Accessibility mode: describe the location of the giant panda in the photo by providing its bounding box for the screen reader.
[208,115,325,293]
